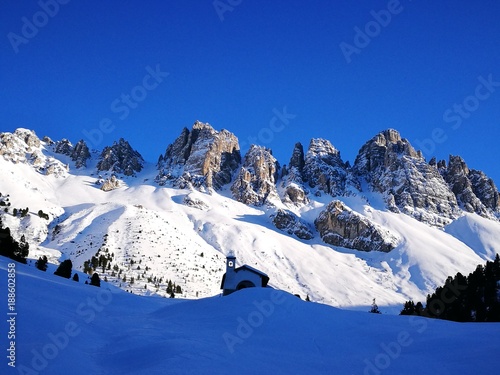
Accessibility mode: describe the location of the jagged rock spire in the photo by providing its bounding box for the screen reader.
[97,138,144,176]
[156,121,241,189]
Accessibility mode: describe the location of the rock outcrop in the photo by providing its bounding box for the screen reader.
[183,193,210,210]
[156,121,241,189]
[282,183,309,206]
[97,138,143,176]
[315,200,399,252]
[271,209,314,240]
[302,138,350,197]
[440,155,499,219]
[55,139,73,156]
[55,139,91,168]
[100,175,120,191]
[71,140,91,168]
[353,129,459,226]
[0,129,68,177]
[231,145,280,205]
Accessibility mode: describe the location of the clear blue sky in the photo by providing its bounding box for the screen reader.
[1,0,500,182]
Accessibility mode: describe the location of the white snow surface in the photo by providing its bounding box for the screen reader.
[1,131,500,313]
[1,258,499,375]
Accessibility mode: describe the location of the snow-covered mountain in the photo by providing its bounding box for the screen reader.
[1,124,500,312]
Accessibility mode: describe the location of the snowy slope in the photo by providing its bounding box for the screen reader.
[1,258,499,375]
[445,213,500,260]
[2,130,500,312]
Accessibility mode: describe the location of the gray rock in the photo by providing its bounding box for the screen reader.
[100,175,120,191]
[283,184,309,205]
[55,139,73,156]
[315,200,399,252]
[354,129,459,226]
[441,155,499,219]
[183,193,210,210]
[231,145,280,205]
[271,209,314,240]
[97,138,143,176]
[156,121,240,189]
[303,138,349,197]
[71,140,91,168]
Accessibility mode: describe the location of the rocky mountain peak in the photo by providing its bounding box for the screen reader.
[71,140,91,168]
[231,145,280,205]
[354,129,459,226]
[289,142,305,172]
[55,139,90,168]
[97,138,144,176]
[441,155,500,219]
[302,138,349,197]
[156,121,240,189]
[55,139,73,156]
[354,129,421,175]
[373,128,403,147]
[0,129,68,176]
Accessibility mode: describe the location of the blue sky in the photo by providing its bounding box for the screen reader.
[1,0,500,182]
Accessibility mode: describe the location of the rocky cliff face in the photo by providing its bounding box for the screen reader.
[440,155,499,219]
[0,129,68,177]
[353,129,459,226]
[156,121,241,189]
[280,143,309,205]
[302,138,350,197]
[271,209,314,240]
[231,145,280,205]
[280,139,353,205]
[97,138,143,176]
[55,139,90,168]
[71,140,91,168]
[315,200,399,252]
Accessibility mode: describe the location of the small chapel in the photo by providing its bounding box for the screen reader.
[220,254,269,296]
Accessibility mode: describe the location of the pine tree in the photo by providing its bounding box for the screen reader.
[167,280,173,294]
[369,298,381,314]
[0,218,29,263]
[54,259,73,279]
[90,273,101,287]
[36,255,48,271]
[73,273,79,282]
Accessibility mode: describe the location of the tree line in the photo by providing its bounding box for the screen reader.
[401,254,500,322]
